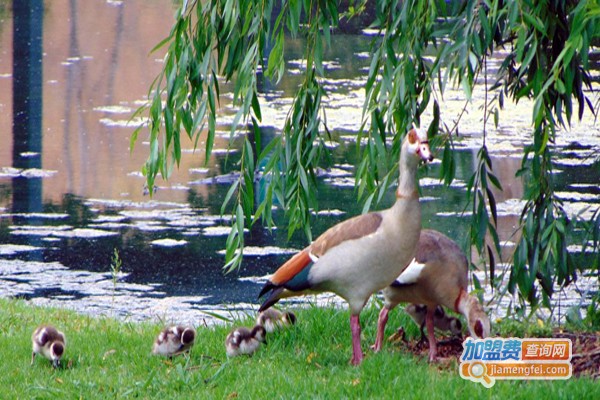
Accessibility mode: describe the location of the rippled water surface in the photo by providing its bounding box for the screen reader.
[0,0,598,325]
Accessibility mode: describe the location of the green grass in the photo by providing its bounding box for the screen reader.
[0,298,597,399]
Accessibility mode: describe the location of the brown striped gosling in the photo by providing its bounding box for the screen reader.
[256,309,297,333]
[225,325,267,357]
[31,325,66,368]
[152,326,196,357]
[406,304,463,340]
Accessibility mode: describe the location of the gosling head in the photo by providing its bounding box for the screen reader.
[283,311,297,326]
[251,325,267,344]
[50,342,64,368]
[181,327,196,347]
[449,318,463,338]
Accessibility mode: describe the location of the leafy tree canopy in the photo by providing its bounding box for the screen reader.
[132,0,600,318]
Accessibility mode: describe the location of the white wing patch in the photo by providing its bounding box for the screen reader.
[36,328,49,345]
[394,258,426,284]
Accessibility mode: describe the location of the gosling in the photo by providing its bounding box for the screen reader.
[405,304,463,340]
[152,326,196,357]
[256,309,296,333]
[31,325,66,368]
[225,325,267,357]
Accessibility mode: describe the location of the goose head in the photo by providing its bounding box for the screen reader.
[406,127,433,163]
[152,325,196,356]
[251,325,267,344]
[282,311,297,326]
[181,327,196,346]
[449,318,463,338]
[50,342,64,368]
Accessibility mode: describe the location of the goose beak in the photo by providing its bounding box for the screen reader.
[417,141,434,163]
[52,359,60,369]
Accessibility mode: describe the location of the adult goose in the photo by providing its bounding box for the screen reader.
[371,229,491,361]
[258,127,433,365]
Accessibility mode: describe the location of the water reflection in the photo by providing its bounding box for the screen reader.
[0,0,598,325]
[12,0,43,214]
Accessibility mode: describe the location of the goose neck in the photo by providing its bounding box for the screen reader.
[396,149,419,199]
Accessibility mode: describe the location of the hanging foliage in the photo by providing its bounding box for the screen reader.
[132,0,600,313]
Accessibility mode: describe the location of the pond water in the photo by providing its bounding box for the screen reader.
[0,0,598,326]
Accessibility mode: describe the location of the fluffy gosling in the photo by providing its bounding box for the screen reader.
[225,325,267,357]
[405,304,463,340]
[152,326,196,357]
[31,325,66,368]
[256,309,297,333]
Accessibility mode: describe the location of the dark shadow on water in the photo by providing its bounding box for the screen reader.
[12,0,43,215]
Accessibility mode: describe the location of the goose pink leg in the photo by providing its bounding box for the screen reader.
[371,307,389,352]
[350,314,363,365]
[426,306,438,362]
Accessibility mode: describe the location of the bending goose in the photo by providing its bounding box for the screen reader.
[225,325,267,357]
[152,325,196,357]
[258,127,433,365]
[31,325,66,368]
[372,229,491,361]
[256,308,297,333]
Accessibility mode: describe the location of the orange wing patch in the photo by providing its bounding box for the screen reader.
[270,213,383,285]
[310,212,383,257]
[270,250,312,285]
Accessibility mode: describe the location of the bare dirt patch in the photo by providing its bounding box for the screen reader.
[389,328,599,379]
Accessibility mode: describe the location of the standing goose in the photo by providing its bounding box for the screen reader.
[152,325,196,357]
[258,127,433,365]
[31,325,66,368]
[371,229,491,361]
